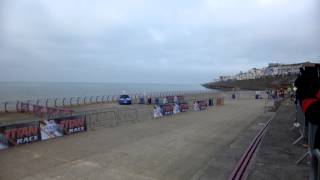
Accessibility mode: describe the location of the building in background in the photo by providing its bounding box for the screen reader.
[265,62,313,76]
[216,61,316,81]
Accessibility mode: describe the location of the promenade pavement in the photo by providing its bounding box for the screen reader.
[247,100,309,180]
[0,99,271,180]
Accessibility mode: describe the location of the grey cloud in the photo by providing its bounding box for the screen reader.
[0,0,319,83]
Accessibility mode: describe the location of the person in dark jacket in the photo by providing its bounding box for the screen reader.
[294,65,320,148]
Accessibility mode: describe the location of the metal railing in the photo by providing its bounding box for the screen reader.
[0,90,215,113]
[73,95,224,130]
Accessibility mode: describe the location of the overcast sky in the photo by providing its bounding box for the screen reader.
[0,0,319,84]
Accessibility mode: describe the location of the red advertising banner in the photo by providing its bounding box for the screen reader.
[198,101,208,110]
[0,115,86,150]
[40,115,86,140]
[162,104,173,115]
[52,115,87,135]
[179,103,189,112]
[0,121,40,150]
[216,97,222,105]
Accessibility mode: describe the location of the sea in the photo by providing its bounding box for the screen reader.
[0,82,208,102]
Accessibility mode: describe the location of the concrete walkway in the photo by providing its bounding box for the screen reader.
[0,99,271,180]
[247,100,309,180]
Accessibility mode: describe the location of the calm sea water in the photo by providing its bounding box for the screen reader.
[0,82,207,102]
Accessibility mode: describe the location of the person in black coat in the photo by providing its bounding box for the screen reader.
[294,65,320,148]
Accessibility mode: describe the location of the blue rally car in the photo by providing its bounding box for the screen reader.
[118,94,132,105]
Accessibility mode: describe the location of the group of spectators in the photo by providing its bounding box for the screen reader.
[266,88,290,100]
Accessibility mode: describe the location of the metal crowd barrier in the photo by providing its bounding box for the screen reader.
[78,108,136,130]
[116,108,138,124]
[293,103,307,145]
[294,103,310,165]
[77,95,225,130]
[309,122,319,180]
[292,101,320,180]
[85,110,118,129]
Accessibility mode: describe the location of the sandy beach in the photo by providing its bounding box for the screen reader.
[0,96,273,180]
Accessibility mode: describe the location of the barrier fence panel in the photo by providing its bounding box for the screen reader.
[162,104,174,115]
[117,109,138,125]
[292,103,306,145]
[291,102,320,179]
[86,111,117,129]
[180,103,189,112]
[82,107,152,128]
[309,123,319,180]
[136,107,153,121]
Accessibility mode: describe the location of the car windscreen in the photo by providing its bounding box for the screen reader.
[120,95,130,99]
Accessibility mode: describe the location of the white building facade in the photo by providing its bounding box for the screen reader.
[216,61,314,82]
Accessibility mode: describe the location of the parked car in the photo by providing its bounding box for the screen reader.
[118,94,132,105]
